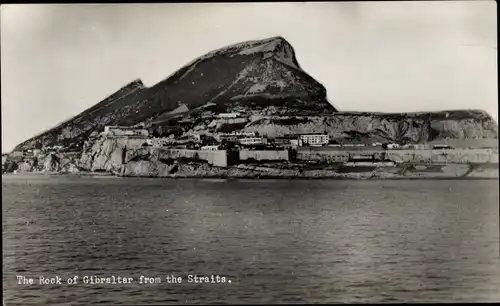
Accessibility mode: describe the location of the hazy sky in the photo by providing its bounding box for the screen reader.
[1,1,497,152]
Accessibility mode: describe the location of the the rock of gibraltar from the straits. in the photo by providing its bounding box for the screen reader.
[13,36,498,152]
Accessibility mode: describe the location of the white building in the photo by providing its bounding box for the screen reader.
[413,144,429,150]
[217,113,240,119]
[201,145,220,151]
[104,126,149,137]
[239,137,268,146]
[299,133,330,146]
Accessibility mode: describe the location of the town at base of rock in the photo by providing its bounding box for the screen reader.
[2,37,498,179]
[3,121,498,179]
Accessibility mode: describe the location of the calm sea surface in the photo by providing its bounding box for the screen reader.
[2,175,500,304]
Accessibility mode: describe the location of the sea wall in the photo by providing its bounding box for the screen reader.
[239,150,289,161]
[130,148,290,168]
[296,148,498,164]
[156,148,229,167]
[119,160,498,179]
[297,150,350,163]
[386,149,499,164]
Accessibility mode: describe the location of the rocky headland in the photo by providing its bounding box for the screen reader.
[3,36,498,179]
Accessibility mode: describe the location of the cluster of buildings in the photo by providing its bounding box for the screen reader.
[98,125,335,150]
[9,146,63,161]
[209,132,332,149]
[8,120,455,161]
[216,132,257,143]
[97,125,456,151]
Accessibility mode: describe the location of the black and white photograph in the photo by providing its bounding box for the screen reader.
[2,1,499,304]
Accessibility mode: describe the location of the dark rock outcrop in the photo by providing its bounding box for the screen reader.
[2,159,19,174]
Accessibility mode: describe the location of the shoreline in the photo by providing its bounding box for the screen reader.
[3,160,498,180]
[3,174,498,180]
[3,171,498,180]
[118,175,499,181]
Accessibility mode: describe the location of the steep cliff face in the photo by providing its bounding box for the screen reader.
[43,154,61,172]
[14,36,333,151]
[242,110,498,144]
[79,136,147,172]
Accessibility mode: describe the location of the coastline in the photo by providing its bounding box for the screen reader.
[3,172,498,180]
[5,163,497,180]
[118,174,500,180]
[3,150,498,180]
[115,160,499,180]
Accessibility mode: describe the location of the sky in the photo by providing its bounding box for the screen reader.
[1,1,497,152]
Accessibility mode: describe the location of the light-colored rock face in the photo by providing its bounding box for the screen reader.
[80,136,148,171]
[431,119,498,139]
[18,161,35,172]
[43,154,60,172]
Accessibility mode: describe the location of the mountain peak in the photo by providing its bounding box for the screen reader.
[125,79,145,90]
[189,36,300,70]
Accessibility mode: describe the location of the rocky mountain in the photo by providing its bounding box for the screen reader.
[13,36,334,151]
[11,36,498,153]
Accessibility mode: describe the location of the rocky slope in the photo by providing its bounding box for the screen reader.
[1,152,82,174]
[15,79,147,151]
[240,110,498,144]
[14,36,334,151]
